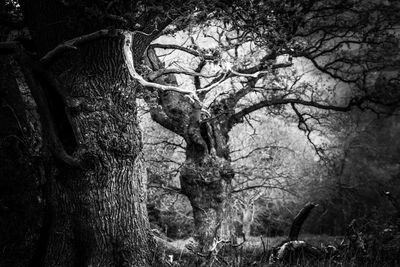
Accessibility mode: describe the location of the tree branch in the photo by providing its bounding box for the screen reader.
[229,97,363,127]
[196,70,230,93]
[231,185,297,195]
[147,68,220,81]
[230,59,293,78]
[149,43,216,60]
[231,145,294,163]
[291,103,324,157]
[122,32,195,94]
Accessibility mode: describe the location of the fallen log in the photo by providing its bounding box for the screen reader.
[268,240,325,264]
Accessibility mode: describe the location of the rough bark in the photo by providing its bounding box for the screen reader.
[146,90,236,251]
[144,48,236,252]
[39,38,152,266]
[19,1,157,266]
[180,137,234,252]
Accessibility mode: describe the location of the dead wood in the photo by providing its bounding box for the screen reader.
[288,202,317,241]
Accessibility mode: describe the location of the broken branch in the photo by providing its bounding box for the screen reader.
[288,202,317,241]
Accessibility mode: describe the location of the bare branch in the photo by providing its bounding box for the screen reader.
[230,60,293,78]
[147,68,220,81]
[229,97,363,127]
[149,43,216,60]
[144,140,185,150]
[232,185,297,196]
[122,31,195,95]
[291,103,325,159]
[231,145,294,163]
[196,70,230,93]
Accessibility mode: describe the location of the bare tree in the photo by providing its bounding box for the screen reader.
[139,0,400,252]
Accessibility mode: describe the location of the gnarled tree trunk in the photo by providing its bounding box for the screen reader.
[142,46,236,249]
[19,1,158,265]
[143,47,237,252]
[180,119,235,251]
[43,39,152,266]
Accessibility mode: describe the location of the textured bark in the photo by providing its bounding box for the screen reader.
[39,38,152,267]
[146,91,236,251]
[180,152,234,251]
[144,48,235,251]
[181,117,235,251]
[19,1,156,266]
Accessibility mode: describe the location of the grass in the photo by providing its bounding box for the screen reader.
[161,234,399,267]
[237,234,343,251]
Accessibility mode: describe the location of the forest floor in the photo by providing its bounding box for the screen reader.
[170,234,343,251]
[163,234,398,266]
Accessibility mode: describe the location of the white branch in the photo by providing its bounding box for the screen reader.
[229,68,270,78]
[121,32,195,95]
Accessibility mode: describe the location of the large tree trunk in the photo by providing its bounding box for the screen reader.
[43,38,153,266]
[180,151,234,251]
[180,107,236,252]
[20,2,156,265]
